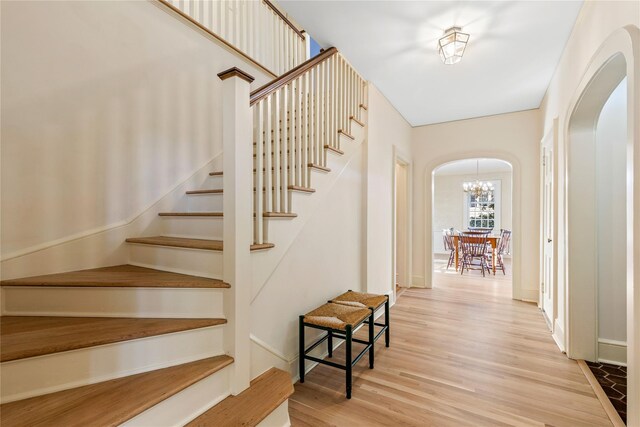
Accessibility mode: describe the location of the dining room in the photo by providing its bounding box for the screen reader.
[431,158,513,295]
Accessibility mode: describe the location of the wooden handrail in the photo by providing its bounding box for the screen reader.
[250,47,338,105]
[263,0,305,40]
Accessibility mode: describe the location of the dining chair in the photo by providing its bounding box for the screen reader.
[459,232,490,277]
[442,229,455,270]
[493,229,512,275]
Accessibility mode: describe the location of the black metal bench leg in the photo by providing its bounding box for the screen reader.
[299,315,305,383]
[385,298,390,347]
[368,310,374,369]
[328,331,333,358]
[345,324,352,399]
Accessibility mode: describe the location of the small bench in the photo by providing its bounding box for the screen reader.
[299,291,390,399]
[330,290,390,348]
[299,303,373,399]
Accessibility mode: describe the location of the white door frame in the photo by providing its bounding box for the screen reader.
[424,153,521,299]
[564,26,639,425]
[540,119,558,334]
[392,146,412,303]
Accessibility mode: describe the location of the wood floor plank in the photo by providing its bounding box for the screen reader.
[0,355,233,427]
[186,367,293,426]
[0,316,226,362]
[289,268,613,426]
[0,265,229,288]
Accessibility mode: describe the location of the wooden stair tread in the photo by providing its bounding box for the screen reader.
[126,237,273,252]
[209,171,223,176]
[263,212,297,218]
[0,355,233,427]
[0,265,229,289]
[185,367,293,427]
[126,236,224,251]
[159,212,223,217]
[360,103,368,110]
[0,316,226,362]
[250,243,275,251]
[338,129,355,140]
[287,185,315,193]
[308,163,331,172]
[186,189,223,195]
[350,116,365,127]
[324,145,344,155]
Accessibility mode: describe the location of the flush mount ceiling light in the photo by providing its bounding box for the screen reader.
[438,27,470,65]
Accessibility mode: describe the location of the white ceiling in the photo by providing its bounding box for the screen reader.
[279,1,583,126]
[434,158,512,175]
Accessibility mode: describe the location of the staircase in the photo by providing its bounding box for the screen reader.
[0,36,365,427]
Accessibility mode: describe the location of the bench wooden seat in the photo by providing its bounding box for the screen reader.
[303,302,370,331]
[330,290,390,348]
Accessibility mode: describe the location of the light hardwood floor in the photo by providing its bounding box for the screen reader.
[289,268,611,426]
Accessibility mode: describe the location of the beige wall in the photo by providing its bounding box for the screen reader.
[411,110,541,300]
[539,0,639,348]
[366,85,413,297]
[0,0,271,263]
[596,78,627,345]
[433,170,512,253]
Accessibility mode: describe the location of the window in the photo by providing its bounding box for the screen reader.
[463,180,501,230]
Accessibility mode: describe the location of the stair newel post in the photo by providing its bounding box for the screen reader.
[217,67,254,394]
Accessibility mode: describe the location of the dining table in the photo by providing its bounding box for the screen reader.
[452,233,501,274]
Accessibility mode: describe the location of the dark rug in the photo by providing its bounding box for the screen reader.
[586,360,627,424]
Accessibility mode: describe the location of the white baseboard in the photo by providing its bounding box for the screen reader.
[520,288,539,303]
[598,339,627,366]
[411,275,426,288]
[552,320,566,353]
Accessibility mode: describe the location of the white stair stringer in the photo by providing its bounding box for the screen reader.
[0,325,225,404]
[128,244,223,279]
[251,112,367,300]
[1,286,225,318]
[0,155,222,282]
[121,363,232,427]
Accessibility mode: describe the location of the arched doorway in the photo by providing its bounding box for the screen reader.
[564,27,639,424]
[431,158,514,295]
[425,153,523,299]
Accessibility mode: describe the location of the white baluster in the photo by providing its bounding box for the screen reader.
[313,65,320,166]
[254,101,264,244]
[263,94,272,218]
[301,72,309,188]
[319,60,325,166]
[281,85,289,213]
[272,89,281,213]
[289,79,298,191]
[296,76,303,187]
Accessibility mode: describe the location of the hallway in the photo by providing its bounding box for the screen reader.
[289,276,612,426]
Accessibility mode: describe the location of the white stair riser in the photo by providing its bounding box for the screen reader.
[128,244,223,279]
[122,365,231,427]
[0,326,225,403]
[160,216,223,239]
[257,401,290,427]
[1,287,225,318]
[187,194,223,212]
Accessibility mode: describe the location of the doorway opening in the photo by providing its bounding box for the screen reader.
[431,158,513,297]
[566,54,629,423]
[394,160,410,297]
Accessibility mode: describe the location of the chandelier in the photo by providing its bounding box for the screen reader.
[438,27,470,65]
[463,160,494,199]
